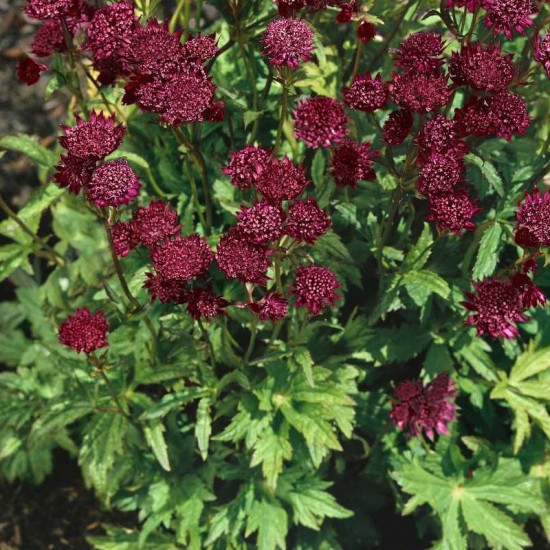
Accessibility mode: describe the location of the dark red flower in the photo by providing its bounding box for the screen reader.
[222,146,272,190]
[54,154,95,194]
[335,0,359,22]
[446,0,492,12]
[216,233,271,285]
[285,198,331,244]
[331,140,377,187]
[186,286,228,320]
[143,272,187,304]
[111,221,135,257]
[427,188,480,234]
[32,20,67,57]
[515,189,550,248]
[24,0,77,20]
[16,57,47,85]
[416,153,465,196]
[343,73,388,113]
[486,91,529,142]
[383,109,414,146]
[390,373,456,439]
[274,0,307,17]
[255,156,310,202]
[448,43,515,92]
[533,31,550,78]
[182,33,219,64]
[415,115,467,159]
[291,265,340,314]
[236,202,285,244]
[59,111,125,161]
[132,200,181,248]
[389,72,453,114]
[86,159,140,208]
[512,272,546,310]
[392,31,445,73]
[151,235,213,281]
[454,95,493,138]
[357,20,376,43]
[261,18,315,69]
[462,278,528,339]
[58,308,109,354]
[484,0,537,40]
[293,96,349,148]
[247,292,288,322]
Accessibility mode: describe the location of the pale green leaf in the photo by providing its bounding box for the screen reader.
[245,498,288,550]
[195,398,212,460]
[0,134,58,169]
[144,420,171,472]
[250,426,292,489]
[472,223,503,280]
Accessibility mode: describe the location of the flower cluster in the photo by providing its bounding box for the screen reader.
[58,308,109,354]
[390,373,457,439]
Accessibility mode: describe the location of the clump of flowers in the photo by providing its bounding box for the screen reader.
[58,308,109,354]
[291,265,340,314]
[331,140,377,187]
[261,18,315,69]
[343,73,388,113]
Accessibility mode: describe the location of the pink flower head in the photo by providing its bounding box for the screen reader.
[390,373,456,439]
[392,31,445,73]
[261,18,315,69]
[449,43,515,92]
[222,146,272,190]
[54,154,95,195]
[415,115,467,160]
[247,292,288,322]
[291,265,340,314]
[462,278,528,339]
[515,188,550,248]
[512,272,546,310]
[331,140,377,187]
[85,159,140,208]
[285,198,331,244]
[132,200,181,248]
[182,33,220,64]
[236,202,285,244]
[255,156,310,202]
[24,0,77,20]
[111,221,136,257]
[357,20,376,43]
[216,233,271,285]
[151,235,213,281]
[185,286,228,320]
[58,308,109,354]
[16,57,47,85]
[143,272,187,304]
[427,188,480,234]
[59,111,125,161]
[343,73,388,113]
[533,31,550,78]
[293,96,349,148]
[383,109,414,146]
[32,21,66,57]
[416,152,465,196]
[389,72,453,114]
[484,0,537,40]
[487,91,529,142]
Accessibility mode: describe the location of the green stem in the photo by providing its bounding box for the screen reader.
[60,17,88,114]
[376,187,402,277]
[243,316,257,364]
[169,0,187,33]
[351,41,362,81]
[234,14,259,120]
[98,369,130,419]
[275,78,289,155]
[185,158,208,230]
[198,319,216,368]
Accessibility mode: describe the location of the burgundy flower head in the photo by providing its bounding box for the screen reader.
[24,0,77,20]
[515,189,550,248]
[331,140,377,187]
[454,96,494,138]
[512,272,546,310]
[484,0,537,40]
[449,43,515,92]
[285,198,331,244]
[216,233,271,285]
[151,235,213,281]
[186,286,228,320]
[416,153,465,196]
[533,32,550,78]
[54,154,95,195]
[275,0,307,17]
[86,159,140,208]
[255,156,310,202]
[111,221,136,257]
[143,272,187,304]
[357,20,376,43]
[291,265,340,314]
[427,188,480,234]
[32,21,66,57]
[236,202,285,244]
[223,146,272,190]
[392,31,445,73]
[415,115,467,159]
[293,96,349,148]
[383,109,414,146]
[261,18,315,69]
[343,73,388,113]
[248,292,288,322]
[389,72,452,114]
[486,91,529,142]
[446,0,492,12]
[132,200,181,248]
[59,111,125,161]
[462,278,528,339]
[182,34,220,64]
[16,57,47,85]
[58,308,109,354]
[390,373,456,439]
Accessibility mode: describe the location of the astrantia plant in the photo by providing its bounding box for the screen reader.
[1,0,550,548]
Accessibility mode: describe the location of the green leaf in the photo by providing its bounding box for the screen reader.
[245,498,288,550]
[472,223,503,280]
[195,398,212,460]
[140,388,209,420]
[403,269,450,306]
[0,135,58,169]
[143,420,171,472]
[509,345,550,384]
[311,149,326,188]
[402,223,433,270]
[465,153,505,196]
[31,401,93,442]
[290,348,315,387]
[250,426,292,489]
